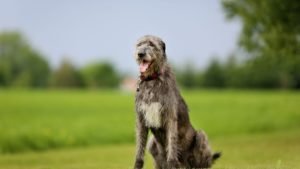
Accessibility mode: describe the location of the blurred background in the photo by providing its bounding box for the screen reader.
[0,0,299,169]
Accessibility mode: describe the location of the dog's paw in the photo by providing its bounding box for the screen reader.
[167,158,180,169]
[133,159,144,169]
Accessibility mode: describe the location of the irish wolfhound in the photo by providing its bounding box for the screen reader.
[133,35,220,169]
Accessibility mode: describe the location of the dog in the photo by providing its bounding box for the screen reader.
[133,35,220,169]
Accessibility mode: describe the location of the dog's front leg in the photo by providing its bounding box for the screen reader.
[134,114,148,169]
[166,109,179,169]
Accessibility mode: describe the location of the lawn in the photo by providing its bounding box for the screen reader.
[0,89,300,168]
[0,130,299,169]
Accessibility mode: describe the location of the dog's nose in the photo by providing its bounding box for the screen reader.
[138,52,145,58]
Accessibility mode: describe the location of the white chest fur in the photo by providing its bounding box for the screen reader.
[140,102,162,128]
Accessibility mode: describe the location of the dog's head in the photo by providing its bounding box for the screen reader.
[134,35,166,76]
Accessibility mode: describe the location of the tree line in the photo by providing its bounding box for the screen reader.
[0,31,120,88]
[176,54,299,89]
[0,29,299,89]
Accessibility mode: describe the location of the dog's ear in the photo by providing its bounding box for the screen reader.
[158,39,166,53]
[160,41,166,53]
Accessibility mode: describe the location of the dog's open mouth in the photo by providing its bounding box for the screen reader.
[139,60,151,73]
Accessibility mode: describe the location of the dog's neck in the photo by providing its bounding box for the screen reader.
[140,71,161,81]
[137,68,164,92]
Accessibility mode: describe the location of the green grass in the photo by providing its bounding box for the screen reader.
[0,89,300,168]
[0,130,299,169]
[0,90,136,153]
[0,89,300,153]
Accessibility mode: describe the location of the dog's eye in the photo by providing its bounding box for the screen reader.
[137,42,143,47]
[149,41,155,47]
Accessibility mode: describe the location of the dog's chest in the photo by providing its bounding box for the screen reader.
[136,86,163,128]
[139,101,162,128]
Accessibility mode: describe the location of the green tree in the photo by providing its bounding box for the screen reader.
[222,0,300,88]
[176,63,198,88]
[0,31,50,87]
[202,59,226,88]
[223,55,242,88]
[80,62,120,88]
[49,59,83,88]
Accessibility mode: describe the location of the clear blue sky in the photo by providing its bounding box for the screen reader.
[0,0,240,74]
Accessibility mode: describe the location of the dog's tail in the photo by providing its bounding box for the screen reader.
[196,130,221,165]
[212,151,221,163]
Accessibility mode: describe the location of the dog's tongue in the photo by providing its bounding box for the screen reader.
[139,62,149,73]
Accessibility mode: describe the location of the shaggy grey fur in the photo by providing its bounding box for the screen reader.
[133,35,220,169]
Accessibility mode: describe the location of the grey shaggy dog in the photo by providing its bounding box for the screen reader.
[133,35,220,169]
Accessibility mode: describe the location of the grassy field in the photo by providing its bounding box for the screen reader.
[0,130,299,169]
[0,89,300,168]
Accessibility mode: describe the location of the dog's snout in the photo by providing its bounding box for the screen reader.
[138,52,145,58]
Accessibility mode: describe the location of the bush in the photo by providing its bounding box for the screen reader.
[49,59,84,88]
[80,62,120,88]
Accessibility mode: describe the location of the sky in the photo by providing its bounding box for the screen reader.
[0,0,240,75]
